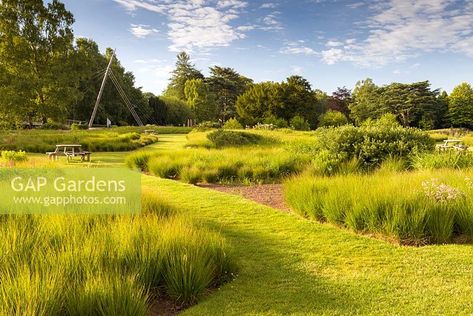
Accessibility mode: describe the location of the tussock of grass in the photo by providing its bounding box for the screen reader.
[285,170,473,245]
[128,148,311,184]
[0,126,192,153]
[0,191,234,314]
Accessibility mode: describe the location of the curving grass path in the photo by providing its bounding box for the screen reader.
[140,135,473,315]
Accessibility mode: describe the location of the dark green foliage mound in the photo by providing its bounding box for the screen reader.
[207,130,265,148]
[315,118,434,169]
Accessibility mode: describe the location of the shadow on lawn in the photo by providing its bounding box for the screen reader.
[190,220,361,315]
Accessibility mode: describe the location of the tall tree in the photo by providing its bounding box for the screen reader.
[236,81,283,126]
[448,82,473,129]
[278,75,319,128]
[207,66,252,123]
[164,52,203,101]
[0,0,79,125]
[326,87,352,118]
[380,81,438,127]
[349,79,380,125]
[184,78,216,123]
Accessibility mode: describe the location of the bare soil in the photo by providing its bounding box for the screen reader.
[197,183,290,212]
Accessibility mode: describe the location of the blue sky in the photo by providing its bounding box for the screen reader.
[61,0,473,95]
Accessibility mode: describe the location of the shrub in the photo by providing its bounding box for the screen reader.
[207,130,264,148]
[318,110,348,127]
[285,170,473,245]
[1,150,27,164]
[263,116,288,128]
[290,115,310,131]
[315,120,434,170]
[223,118,243,130]
[70,123,88,130]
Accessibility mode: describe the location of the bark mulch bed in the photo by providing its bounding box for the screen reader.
[197,183,290,212]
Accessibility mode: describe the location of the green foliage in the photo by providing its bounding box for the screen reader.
[290,115,310,131]
[0,0,79,125]
[314,118,434,169]
[413,151,473,170]
[262,115,288,128]
[207,130,264,148]
[157,96,193,126]
[318,110,348,127]
[164,52,204,101]
[349,79,444,128]
[130,147,310,184]
[0,127,165,152]
[285,170,473,245]
[448,82,473,129]
[185,78,217,122]
[70,123,88,130]
[1,150,27,163]
[0,191,234,313]
[235,82,282,126]
[223,118,243,129]
[208,66,253,122]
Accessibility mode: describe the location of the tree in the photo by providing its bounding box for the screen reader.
[164,52,203,101]
[147,94,168,125]
[380,81,438,127]
[208,66,252,123]
[448,82,473,129]
[0,0,79,125]
[235,81,282,126]
[327,87,352,118]
[290,115,310,131]
[73,43,149,126]
[184,79,216,123]
[159,96,193,125]
[318,110,348,127]
[278,76,319,128]
[349,79,380,125]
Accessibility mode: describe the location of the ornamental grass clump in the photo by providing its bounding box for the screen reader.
[285,170,473,245]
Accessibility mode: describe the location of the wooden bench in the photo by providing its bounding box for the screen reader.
[47,144,91,162]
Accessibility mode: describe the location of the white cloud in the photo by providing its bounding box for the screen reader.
[130,24,158,38]
[260,3,277,9]
[114,0,248,52]
[320,0,473,66]
[326,40,343,47]
[281,41,317,55]
[260,11,283,31]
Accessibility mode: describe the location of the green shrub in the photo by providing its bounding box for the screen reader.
[207,130,264,148]
[223,118,243,130]
[315,120,434,170]
[318,110,348,127]
[262,116,288,128]
[285,170,473,245]
[70,123,88,130]
[1,150,27,163]
[290,115,310,131]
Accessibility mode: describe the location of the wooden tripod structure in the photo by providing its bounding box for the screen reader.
[88,52,144,129]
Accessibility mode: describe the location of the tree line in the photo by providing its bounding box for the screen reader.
[1,0,472,130]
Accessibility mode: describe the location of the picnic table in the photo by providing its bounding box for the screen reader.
[438,139,468,152]
[47,144,91,162]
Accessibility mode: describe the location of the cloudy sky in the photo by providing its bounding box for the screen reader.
[62,0,473,95]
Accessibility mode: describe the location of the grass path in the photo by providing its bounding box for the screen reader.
[140,135,473,315]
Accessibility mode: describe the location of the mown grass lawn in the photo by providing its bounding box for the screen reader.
[140,135,473,315]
